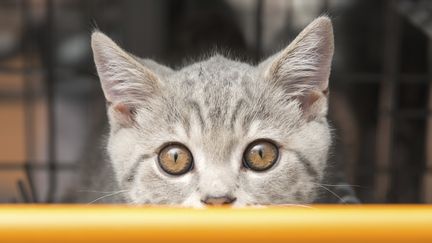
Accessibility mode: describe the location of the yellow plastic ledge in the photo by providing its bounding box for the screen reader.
[1,205,432,243]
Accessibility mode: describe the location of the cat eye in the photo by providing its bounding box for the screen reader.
[158,143,193,175]
[243,140,279,171]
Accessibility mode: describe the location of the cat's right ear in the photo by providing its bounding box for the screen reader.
[259,16,334,121]
[91,31,160,126]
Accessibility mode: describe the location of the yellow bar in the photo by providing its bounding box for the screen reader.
[1,205,432,243]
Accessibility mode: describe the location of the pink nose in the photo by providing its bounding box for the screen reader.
[201,196,237,205]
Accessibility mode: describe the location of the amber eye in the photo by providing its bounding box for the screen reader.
[243,140,279,171]
[158,144,193,175]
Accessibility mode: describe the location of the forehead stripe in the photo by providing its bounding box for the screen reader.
[230,99,246,130]
[188,100,206,131]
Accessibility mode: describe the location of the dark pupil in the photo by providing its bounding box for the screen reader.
[173,151,178,163]
[258,147,264,159]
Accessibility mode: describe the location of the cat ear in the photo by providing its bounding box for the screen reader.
[262,16,334,120]
[91,31,161,126]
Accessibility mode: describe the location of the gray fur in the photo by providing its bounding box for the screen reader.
[90,16,334,207]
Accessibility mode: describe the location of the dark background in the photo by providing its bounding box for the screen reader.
[0,0,430,204]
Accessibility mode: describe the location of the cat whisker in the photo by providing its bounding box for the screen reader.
[313,183,364,188]
[314,184,346,203]
[280,203,316,209]
[78,189,129,194]
[87,190,129,204]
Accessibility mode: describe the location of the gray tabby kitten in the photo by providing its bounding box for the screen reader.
[90,16,333,207]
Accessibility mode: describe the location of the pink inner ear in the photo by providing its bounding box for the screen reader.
[298,89,328,121]
[112,103,136,126]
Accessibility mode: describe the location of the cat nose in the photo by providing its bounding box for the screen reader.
[201,195,237,205]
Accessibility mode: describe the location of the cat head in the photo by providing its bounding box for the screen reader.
[91,16,333,207]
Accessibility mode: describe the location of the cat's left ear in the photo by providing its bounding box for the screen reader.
[261,16,334,120]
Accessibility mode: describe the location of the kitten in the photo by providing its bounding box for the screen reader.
[90,16,333,207]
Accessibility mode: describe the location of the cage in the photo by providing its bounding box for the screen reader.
[0,0,431,203]
[2,0,432,242]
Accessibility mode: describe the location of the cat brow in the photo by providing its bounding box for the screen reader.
[286,149,318,178]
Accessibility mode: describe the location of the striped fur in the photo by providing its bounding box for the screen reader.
[91,17,334,206]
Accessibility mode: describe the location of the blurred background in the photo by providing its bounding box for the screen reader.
[0,0,430,203]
